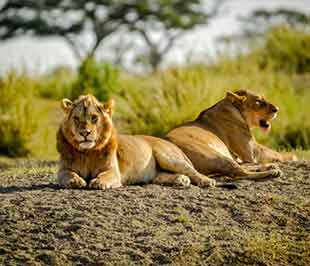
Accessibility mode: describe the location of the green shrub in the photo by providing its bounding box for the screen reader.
[114,66,224,136]
[71,57,123,101]
[38,66,76,100]
[259,26,310,73]
[0,73,37,157]
[1,27,310,158]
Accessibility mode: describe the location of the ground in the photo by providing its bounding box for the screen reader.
[0,160,309,266]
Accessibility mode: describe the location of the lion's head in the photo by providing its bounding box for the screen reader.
[60,95,114,151]
[226,90,279,132]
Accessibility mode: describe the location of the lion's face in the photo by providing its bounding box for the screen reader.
[60,95,114,151]
[227,90,279,132]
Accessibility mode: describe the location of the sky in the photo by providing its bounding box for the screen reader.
[0,0,309,74]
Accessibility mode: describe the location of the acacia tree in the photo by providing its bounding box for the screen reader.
[242,9,310,36]
[0,0,135,59]
[217,8,310,50]
[0,0,218,68]
[126,0,221,71]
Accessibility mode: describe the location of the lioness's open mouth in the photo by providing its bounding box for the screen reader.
[259,119,270,129]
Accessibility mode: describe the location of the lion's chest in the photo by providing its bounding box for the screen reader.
[69,153,108,181]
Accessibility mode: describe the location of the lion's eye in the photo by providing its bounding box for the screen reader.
[256,100,267,107]
[73,116,79,123]
[91,115,98,123]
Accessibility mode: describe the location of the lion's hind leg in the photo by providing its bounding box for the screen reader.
[149,138,216,187]
[198,151,282,182]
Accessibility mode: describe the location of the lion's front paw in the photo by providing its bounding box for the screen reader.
[62,175,87,189]
[198,177,216,188]
[89,178,121,190]
[88,178,111,190]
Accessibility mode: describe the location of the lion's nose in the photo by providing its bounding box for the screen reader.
[80,129,91,137]
[271,106,279,113]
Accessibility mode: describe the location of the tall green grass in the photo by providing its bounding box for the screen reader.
[0,73,37,156]
[0,26,309,158]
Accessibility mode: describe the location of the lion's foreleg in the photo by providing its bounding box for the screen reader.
[254,143,297,163]
[88,169,122,190]
[58,170,87,189]
[241,162,279,172]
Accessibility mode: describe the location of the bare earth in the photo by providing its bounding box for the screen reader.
[0,160,309,266]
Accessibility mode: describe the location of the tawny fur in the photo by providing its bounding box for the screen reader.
[57,95,215,189]
[166,90,296,180]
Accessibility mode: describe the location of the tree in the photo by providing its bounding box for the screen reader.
[0,0,135,59]
[240,8,310,37]
[127,0,221,71]
[217,8,310,51]
[0,0,219,68]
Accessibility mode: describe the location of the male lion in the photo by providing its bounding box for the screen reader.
[57,95,216,189]
[166,90,296,180]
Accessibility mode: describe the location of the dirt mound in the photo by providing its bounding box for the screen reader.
[0,161,309,266]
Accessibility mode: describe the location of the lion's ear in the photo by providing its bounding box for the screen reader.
[61,99,73,114]
[226,91,247,104]
[103,99,115,117]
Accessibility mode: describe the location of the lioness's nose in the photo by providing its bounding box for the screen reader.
[80,129,91,137]
[271,105,279,113]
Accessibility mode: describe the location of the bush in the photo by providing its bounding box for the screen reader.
[0,73,37,157]
[259,26,310,73]
[71,57,123,101]
[38,66,76,100]
[114,66,224,136]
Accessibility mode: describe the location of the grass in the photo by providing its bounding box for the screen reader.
[244,231,310,266]
[0,26,309,159]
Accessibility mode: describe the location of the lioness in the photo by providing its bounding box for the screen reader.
[166,90,295,180]
[57,95,216,189]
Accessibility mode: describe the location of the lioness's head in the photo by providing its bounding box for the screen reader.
[60,95,114,151]
[226,90,279,132]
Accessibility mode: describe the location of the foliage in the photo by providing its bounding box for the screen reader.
[259,26,310,73]
[127,0,217,71]
[241,8,310,36]
[38,67,76,100]
[71,57,122,101]
[0,73,37,157]
[0,0,213,64]
[1,26,310,158]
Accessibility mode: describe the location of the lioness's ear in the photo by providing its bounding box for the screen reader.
[61,98,73,114]
[226,91,247,104]
[103,99,115,117]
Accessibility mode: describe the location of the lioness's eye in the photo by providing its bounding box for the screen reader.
[91,115,98,123]
[73,116,79,123]
[256,100,267,107]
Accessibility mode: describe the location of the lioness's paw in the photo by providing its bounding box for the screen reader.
[198,177,216,188]
[270,169,283,178]
[174,175,191,187]
[262,163,279,171]
[63,176,87,189]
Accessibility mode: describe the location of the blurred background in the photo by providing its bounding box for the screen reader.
[0,0,309,160]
